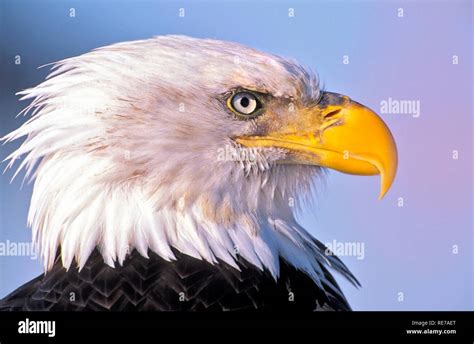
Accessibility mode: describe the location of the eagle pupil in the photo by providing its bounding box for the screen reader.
[240,97,250,107]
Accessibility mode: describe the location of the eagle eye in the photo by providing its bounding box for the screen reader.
[228,91,263,118]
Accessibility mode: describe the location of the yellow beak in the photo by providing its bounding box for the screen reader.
[236,92,398,199]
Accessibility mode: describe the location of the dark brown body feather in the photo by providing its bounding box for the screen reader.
[0,249,352,311]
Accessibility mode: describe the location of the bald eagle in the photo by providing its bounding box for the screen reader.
[0,36,397,311]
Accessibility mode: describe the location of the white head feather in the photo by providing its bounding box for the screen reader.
[2,35,357,289]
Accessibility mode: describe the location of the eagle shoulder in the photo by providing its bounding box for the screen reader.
[0,249,351,311]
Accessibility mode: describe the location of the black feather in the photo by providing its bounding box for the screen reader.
[0,249,352,311]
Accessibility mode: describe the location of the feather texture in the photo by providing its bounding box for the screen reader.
[0,249,352,311]
[2,35,358,298]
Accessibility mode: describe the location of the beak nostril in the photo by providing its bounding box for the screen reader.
[324,109,341,119]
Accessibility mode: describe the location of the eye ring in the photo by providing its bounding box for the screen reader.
[227,91,263,118]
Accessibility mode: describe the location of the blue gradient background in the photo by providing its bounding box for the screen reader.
[0,0,472,310]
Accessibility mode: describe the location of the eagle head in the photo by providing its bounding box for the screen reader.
[2,35,397,288]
